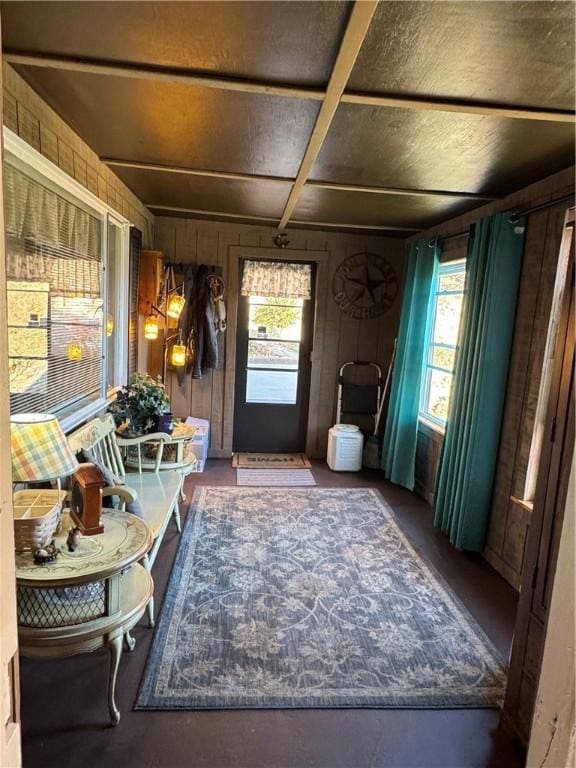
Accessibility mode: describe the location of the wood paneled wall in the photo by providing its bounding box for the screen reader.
[150,217,405,459]
[412,166,574,588]
[2,63,154,246]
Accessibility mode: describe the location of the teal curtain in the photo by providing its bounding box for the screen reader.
[381,238,440,489]
[434,213,526,550]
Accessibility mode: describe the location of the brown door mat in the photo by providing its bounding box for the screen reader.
[232,453,312,469]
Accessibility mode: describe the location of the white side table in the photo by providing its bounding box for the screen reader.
[15,510,153,725]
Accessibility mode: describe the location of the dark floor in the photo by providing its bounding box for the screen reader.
[20,460,525,768]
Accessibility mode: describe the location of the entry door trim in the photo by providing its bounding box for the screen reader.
[233,259,317,453]
[223,245,329,459]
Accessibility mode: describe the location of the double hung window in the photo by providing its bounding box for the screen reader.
[420,260,466,427]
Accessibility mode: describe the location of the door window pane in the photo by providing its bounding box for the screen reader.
[246,369,298,404]
[248,340,299,370]
[248,296,303,340]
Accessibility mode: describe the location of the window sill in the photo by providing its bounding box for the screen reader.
[418,416,446,438]
[59,392,117,435]
[510,496,534,514]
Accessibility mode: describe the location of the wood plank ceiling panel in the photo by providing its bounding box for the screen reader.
[1,0,574,232]
[112,166,291,219]
[292,186,479,229]
[0,1,350,86]
[9,68,321,178]
[348,1,575,111]
[312,104,575,196]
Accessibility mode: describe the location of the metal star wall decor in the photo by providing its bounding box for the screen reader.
[332,252,398,319]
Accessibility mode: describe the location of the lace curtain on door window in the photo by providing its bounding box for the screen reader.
[241,261,312,299]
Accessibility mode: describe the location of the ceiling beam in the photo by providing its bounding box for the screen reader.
[147,205,279,223]
[290,218,418,232]
[309,179,496,201]
[103,157,498,201]
[103,158,293,185]
[2,50,324,101]
[4,49,575,123]
[278,0,379,230]
[340,91,576,124]
[148,204,419,232]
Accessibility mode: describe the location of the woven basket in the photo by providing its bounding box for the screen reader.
[124,424,197,468]
[13,490,66,552]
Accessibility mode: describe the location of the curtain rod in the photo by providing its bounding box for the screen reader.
[428,191,574,246]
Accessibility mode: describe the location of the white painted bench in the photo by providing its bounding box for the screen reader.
[68,414,185,625]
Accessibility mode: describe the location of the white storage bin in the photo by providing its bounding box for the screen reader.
[327,424,364,472]
[185,416,210,471]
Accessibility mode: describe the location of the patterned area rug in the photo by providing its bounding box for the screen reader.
[232,453,312,469]
[137,487,506,710]
[236,469,316,486]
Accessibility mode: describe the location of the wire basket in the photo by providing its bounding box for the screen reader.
[13,490,66,552]
[124,424,197,469]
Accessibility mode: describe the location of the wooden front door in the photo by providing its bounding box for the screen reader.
[233,260,316,453]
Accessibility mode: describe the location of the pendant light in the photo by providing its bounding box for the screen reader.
[170,337,187,367]
[144,314,159,340]
[166,289,186,320]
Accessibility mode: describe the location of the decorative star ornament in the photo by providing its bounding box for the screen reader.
[333,253,398,319]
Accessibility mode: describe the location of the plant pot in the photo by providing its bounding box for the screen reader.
[154,411,174,435]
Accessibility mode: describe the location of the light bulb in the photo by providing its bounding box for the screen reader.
[144,314,159,340]
[170,343,186,367]
[67,342,83,361]
[166,293,186,319]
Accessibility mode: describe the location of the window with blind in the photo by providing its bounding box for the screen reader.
[4,155,128,423]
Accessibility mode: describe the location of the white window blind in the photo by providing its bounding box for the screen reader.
[5,163,105,417]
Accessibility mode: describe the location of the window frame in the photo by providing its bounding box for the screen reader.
[419,259,466,430]
[4,128,131,433]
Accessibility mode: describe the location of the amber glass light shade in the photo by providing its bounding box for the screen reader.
[166,293,186,319]
[67,342,83,361]
[144,314,159,340]
[170,343,186,367]
[106,314,114,336]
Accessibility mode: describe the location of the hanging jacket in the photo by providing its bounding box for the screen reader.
[172,264,218,383]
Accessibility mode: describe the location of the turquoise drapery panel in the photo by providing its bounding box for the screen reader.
[434,213,526,550]
[381,238,440,489]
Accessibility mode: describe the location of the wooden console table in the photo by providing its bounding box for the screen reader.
[15,510,153,725]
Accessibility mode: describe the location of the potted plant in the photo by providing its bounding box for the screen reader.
[109,373,173,436]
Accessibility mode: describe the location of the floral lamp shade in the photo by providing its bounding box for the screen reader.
[10,413,78,483]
